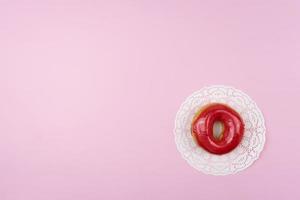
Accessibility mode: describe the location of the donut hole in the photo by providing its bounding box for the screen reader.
[213,121,225,141]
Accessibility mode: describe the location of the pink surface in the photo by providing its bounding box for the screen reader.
[1,1,300,199]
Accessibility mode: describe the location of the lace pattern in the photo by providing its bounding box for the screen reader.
[174,85,266,175]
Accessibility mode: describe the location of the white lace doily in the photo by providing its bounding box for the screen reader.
[174,85,266,175]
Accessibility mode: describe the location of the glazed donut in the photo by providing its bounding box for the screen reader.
[192,103,244,155]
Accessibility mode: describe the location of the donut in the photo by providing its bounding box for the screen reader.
[192,103,244,155]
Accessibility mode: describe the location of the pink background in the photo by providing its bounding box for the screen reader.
[1,0,300,199]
